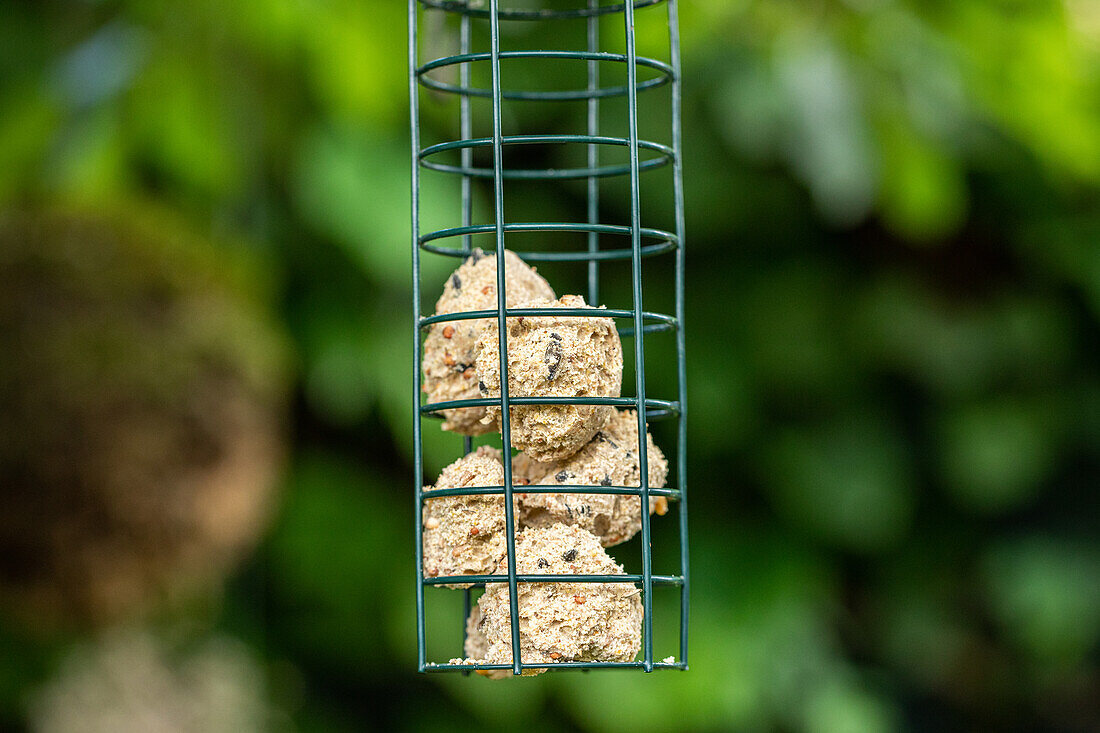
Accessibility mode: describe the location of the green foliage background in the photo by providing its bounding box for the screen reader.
[2,0,1099,730]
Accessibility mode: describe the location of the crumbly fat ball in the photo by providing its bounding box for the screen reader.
[476,295,623,462]
[447,605,512,679]
[517,409,670,546]
[464,604,492,661]
[422,447,518,589]
[421,447,555,591]
[465,523,642,676]
[422,249,555,436]
[510,451,553,487]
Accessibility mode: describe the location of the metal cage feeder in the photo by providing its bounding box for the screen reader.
[409,0,689,675]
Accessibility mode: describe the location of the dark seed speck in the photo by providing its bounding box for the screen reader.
[595,431,619,449]
[562,549,577,562]
[555,471,569,483]
[451,274,462,290]
[600,476,612,487]
[544,339,563,380]
[537,558,549,569]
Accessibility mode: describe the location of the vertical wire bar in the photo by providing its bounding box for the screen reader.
[623,0,654,673]
[585,4,601,678]
[460,7,474,460]
[668,0,689,670]
[408,0,427,673]
[460,13,473,258]
[586,0,600,305]
[462,586,472,675]
[487,0,523,677]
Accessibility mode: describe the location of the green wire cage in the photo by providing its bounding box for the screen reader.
[409,0,689,675]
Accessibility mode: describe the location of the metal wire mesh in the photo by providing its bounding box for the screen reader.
[409,0,688,675]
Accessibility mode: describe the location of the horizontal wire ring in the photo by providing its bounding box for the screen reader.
[420,396,680,420]
[419,0,668,20]
[423,485,681,500]
[419,134,674,180]
[424,660,686,672]
[419,222,678,262]
[422,573,684,586]
[419,307,677,336]
[418,50,673,101]
[420,307,673,324]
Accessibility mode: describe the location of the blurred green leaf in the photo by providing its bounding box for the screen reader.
[293,125,454,289]
[127,54,246,197]
[937,398,1060,514]
[877,119,967,242]
[264,451,404,673]
[803,677,897,733]
[0,91,61,203]
[774,35,878,225]
[856,275,1073,397]
[761,411,915,551]
[984,536,1100,666]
